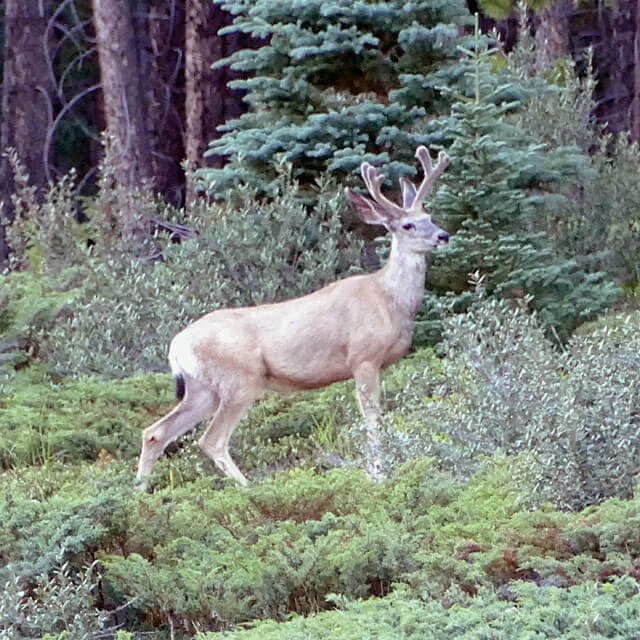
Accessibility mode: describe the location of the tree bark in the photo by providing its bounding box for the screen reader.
[0,0,55,267]
[139,0,186,205]
[184,1,249,204]
[633,0,640,142]
[533,1,572,73]
[185,0,224,204]
[92,0,153,190]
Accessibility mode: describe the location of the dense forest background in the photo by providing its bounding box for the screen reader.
[2,1,640,639]
[2,0,640,243]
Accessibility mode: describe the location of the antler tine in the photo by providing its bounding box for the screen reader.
[360,162,405,217]
[413,146,450,207]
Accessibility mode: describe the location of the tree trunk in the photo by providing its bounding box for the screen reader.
[184,1,249,204]
[92,0,153,191]
[139,0,186,205]
[533,1,572,73]
[0,0,55,267]
[633,0,640,142]
[185,0,223,204]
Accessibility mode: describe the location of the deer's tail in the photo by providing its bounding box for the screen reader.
[174,374,186,401]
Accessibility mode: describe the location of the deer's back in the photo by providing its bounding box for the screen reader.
[170,272,412,391]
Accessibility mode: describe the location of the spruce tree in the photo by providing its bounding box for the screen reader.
[421,35,620,340]
[200,0,474,195]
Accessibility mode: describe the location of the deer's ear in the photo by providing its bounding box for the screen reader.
[345,188,390,228]
[400,178,417,209]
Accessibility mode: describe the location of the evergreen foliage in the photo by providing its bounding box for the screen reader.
[195,577,640,640]
[3,455,640,636]
[200,0,473,195]
[426,95,619,339]
[201,4,622,341]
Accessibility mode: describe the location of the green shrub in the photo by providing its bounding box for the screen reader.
[0,465,135,578]
[554,135,640,287]
[418,296,640,509]
[39,173,361,378]
[100,469,408,628]
[426,92,619,341]
[0,562,115,640]
[195,577,640,640]
[3,150,81,275]
[0,374,172,469]
[4,455,640,636]
[506,41,640,289]
[0,271,78,374]
[2,141,363,379]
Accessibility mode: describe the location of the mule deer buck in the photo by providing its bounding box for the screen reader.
[136,145,450,489]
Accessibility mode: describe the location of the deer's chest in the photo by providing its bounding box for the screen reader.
[382,329,413,368]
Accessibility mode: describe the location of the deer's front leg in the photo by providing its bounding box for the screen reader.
[353,362,382,481]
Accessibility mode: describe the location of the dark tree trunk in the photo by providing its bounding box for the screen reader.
[92,0,153,190]
[140,0,187,205]
[185,0,224,204]
[533,1,572,73]
[633,0,640,142]
[0,0,55,268]
[184,1,248,204]
[580,0,637,137]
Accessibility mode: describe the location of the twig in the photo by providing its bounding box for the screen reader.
[43,83,101,183]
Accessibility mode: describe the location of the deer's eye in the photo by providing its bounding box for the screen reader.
[402,222,415,231]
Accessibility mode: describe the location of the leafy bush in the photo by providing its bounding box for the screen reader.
[0,154,363,379]
[0,270,79,386]
[39,173,360,378]
[414,295,640,509]
[3,149,85,276]
[0,562,115,640]
[554,134,640,286]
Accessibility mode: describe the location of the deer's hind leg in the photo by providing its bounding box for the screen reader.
[136,376,218,488]
[197,379,260,487]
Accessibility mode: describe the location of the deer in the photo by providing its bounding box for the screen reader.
[135,145,450,490]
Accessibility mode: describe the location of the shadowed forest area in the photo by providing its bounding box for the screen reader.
[2,1,640,638]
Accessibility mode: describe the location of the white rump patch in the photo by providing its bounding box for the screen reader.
[168,333,200,379]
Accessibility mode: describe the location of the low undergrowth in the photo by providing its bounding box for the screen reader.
[1,309,640,638]
[196,577,640,640]
[0,374,172,470]
[3,459,640,638]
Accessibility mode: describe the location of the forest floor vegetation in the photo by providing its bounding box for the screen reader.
[2,306,640,638]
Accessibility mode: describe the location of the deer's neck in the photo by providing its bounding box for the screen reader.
[378,237,427,321]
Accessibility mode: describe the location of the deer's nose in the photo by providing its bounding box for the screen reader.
[437,231,450,243]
